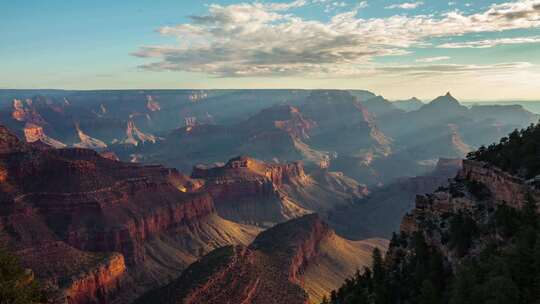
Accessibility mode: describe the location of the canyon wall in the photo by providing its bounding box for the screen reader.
[458,160,540,208]
[64,254,127,304]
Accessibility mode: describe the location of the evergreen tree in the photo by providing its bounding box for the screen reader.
[418,280,439,304]
[482,276,519,304]
[371,248,389,304]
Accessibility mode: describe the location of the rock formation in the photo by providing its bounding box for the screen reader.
[145,95,161,112]
[135,214,387,304]
[192,156,368,228]
[73,124,108,150]
[192,156,310,226]
[121,120,158,146]
[23,123,66,148]
[0,126,259,304]
[400,159,540,265]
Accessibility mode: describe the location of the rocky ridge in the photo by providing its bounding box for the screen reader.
[135,214,387,304]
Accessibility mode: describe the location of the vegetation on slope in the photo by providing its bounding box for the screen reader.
[467,122,540,179]
[0,247,46,304]
[324,193,540,304]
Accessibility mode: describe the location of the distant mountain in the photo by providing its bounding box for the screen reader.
[135,214,387,304]
[139,104,328,171]
[300,90,391,158]
[378,92,539,165]
[392,97,424,111]
[464,100,540,115]
[2,89,537,190]
[469,104,539,126]
[349,90,378,102]
[361,95,405,118]
[414,92,469,121]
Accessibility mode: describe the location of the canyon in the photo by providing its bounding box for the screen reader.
[0,89,538,304]
[0,126,260,303]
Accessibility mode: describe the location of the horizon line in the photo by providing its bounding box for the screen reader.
[1,88,539,103]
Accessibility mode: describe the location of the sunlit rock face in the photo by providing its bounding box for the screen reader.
[134,214,387,304]
[192,156,310,226]
[0,125,259,304]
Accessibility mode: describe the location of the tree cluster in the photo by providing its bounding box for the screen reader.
[326,196,540,304]
[468,122,540,179]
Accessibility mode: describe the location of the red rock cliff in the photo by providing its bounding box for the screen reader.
[135,214,330,304]
[191,156,308,225]
[64,253,127,304]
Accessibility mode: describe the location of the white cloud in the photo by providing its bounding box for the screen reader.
[357,1,369,9]
[133,0,540,77]
[385,2,424,10]
[415,56,451,63]
[378,62,533,77]
[438,36,540,48]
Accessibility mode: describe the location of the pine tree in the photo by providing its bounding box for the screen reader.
[419,280,439,304]
[482,276,519,304]
[371,248,389,304]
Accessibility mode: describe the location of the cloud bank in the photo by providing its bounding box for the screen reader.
[133,0,540,77]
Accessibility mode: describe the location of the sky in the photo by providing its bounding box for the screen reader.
[1,0,540,101]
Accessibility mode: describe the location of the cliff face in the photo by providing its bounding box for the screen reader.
[64,254,127,304]
[192,156,310,226]
[192,156,369,229]
[400,159,540,266]
[0,126,259,304]
[135,214,388,304]
[59,190,216,264]
[458,160,540,209]
[251,214,332,284]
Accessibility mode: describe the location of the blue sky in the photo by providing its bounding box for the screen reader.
[1,0,540,100]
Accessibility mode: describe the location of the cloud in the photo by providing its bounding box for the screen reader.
[357,1,369,9]
[133,0,540,77]
[378,62,533,77]
[415,56,451,63]
[438,36,540,48]
[385,2,424,10]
